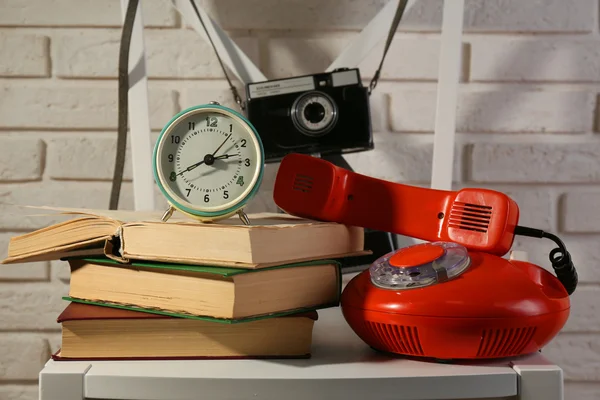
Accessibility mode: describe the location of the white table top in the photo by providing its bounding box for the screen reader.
[40,303,564,400]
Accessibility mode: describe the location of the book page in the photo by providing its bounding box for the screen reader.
[13,205,175,223]
[10,205,320,227]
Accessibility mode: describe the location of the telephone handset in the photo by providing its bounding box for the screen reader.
[273,153,578,359]
[273,153,577,294]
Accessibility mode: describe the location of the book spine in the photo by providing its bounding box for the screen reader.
[103,226,129,263]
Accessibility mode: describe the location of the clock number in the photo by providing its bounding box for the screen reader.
[185,188,191,197]
[171,135,180,144]
[223,190,229,199]
[169,172,176,182]
[168,154,173,162]
[229,124,233,133]
[206,116,217,127]
[204,194,210,203]
[244,158,250,167]
[240,139,247,147]
[236,176,245,186]
[188,122,195,130]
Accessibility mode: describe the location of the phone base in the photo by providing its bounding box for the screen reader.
[341,250,570,360]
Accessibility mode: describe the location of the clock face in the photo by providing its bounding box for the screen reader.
[154,106,263,215]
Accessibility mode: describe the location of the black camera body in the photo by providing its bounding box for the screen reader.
[245,68,374,163]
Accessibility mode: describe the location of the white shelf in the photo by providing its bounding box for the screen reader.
[39,306,564,400]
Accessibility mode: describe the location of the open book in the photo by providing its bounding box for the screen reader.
[1,206,366,268]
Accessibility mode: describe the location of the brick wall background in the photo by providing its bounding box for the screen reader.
[1,0,599,399]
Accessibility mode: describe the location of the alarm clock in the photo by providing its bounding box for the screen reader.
[153,102,265,224]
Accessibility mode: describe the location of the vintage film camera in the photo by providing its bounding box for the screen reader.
[245,68,374,163]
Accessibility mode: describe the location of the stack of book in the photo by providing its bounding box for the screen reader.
[2,207,365,361]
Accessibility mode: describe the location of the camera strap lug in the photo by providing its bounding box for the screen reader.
[232,87,246,111]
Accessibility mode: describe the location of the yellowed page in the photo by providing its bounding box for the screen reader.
[10,205,324,227]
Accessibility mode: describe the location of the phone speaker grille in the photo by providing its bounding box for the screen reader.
[477,327,537,358]
[448,201,492,233]
[364,322,424,356]
[292,174,313,193]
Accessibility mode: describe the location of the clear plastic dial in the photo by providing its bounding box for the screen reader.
[370,242,471,290]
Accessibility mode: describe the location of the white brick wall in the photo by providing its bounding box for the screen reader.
[0,85,177,129]
[0,0,178,27]
[0,1,599,399]
[54,30,259,79]
[0,137,44,180]
[469,37,600,82]
[390,91,596,133]
[0,33,48,77]
[469,143,600,182]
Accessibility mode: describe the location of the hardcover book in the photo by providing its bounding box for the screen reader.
[1,207,366,268]
[54,302,318,360]
[65,257,341,320]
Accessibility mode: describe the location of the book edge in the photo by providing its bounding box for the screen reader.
[62,296,332,324]
[51,349,312,361]
[70,256,342,277]
[57,301,320,323]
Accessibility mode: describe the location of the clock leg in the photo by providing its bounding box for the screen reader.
[161,206,175,222]
[237,209,250,225]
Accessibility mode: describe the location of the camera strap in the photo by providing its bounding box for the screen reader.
[191,0,409,105]
[110,0,139,210]
[188,0,245,110]
[368,0,409,95]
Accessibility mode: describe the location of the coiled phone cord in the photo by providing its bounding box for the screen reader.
[513,225,578,295]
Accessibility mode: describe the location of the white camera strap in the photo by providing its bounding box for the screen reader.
[171,0,269,108]
[188,0,409,106]
[326,0,416,74]
[184,0,245,110]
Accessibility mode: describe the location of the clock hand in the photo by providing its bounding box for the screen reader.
[177,154,236,176]
[211,133,232,157]
[176,159,206,176]
[177,132,236,177]
[214,154,236,160]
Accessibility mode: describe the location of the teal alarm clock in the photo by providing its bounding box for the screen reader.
[153,102,264,224]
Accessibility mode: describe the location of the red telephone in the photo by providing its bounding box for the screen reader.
[274,153,578,360]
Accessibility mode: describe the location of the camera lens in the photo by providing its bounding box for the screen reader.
[291,91,338,137]
[304,102,326,124]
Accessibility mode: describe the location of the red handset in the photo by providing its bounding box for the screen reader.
[273,154,579,360]
[273,153,519,257]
